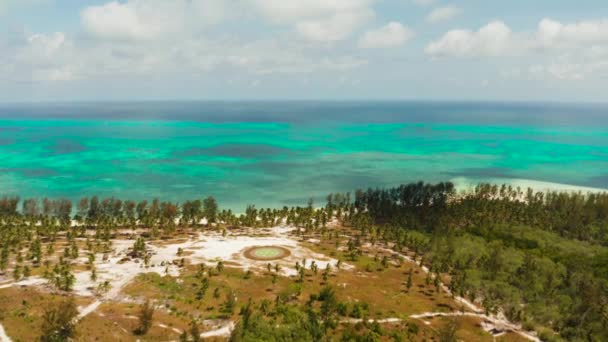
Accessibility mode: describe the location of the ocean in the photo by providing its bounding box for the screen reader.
[0,101,607,210]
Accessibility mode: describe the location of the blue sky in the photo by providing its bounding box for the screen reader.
[1,0,607,102]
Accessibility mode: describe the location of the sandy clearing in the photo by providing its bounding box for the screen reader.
[0,225,350,322]
[183,227,350,276]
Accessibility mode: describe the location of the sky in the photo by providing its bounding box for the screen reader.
[0,0,607,102]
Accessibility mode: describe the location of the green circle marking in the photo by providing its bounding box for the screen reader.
[244,246,290,261]
[253,248,281,258]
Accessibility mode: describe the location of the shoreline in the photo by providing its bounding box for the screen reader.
[451,176,607,194]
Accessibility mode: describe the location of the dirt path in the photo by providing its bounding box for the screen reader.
[340,318,402,324]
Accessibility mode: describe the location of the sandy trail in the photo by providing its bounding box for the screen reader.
[0,323,11,342]
[410,312,541,342]
[340,318,401,324]
[157,323,182,334]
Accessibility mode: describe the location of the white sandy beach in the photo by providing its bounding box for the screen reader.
[451,176,607,194]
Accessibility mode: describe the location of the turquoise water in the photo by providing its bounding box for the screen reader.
[1,102,607,210]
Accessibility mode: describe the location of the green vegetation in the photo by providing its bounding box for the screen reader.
[348,182,608,341]
[135,299,155,335]
[40,297,79,342]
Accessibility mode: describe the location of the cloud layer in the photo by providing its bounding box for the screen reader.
[1,0,607,101]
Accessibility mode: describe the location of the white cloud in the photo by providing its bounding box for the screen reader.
[427,18,608,58]
[537,18,608,48]
[250,0,374,42]
[425,21,514,57]
[0,27,368,84]
[249,0,368,22]
[428,18,608,82]
[358,22,414,48]
[0,0,376,84]
[426,5,462,23]
[81,1,162,41]
[81,0,229,41]
[295,11,373,42]
[0,31,83,82]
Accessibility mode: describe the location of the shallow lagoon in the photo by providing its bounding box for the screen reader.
[0,101,607,210]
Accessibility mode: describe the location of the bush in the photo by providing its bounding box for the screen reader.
[40,297,78,342]
[134,300,155,335]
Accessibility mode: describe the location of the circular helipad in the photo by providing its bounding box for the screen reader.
[244,246,291,261]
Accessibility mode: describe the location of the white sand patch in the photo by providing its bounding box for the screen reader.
[0,277,46,290]
[73,238,188,318]
[4,225,349,320]
[200,321,235,339]
[158,323,182,334]
[0,224,349,325]
[183,229,348,277]
[0,323,11,342]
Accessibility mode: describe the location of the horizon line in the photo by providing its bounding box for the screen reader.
[1,98,608,106]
